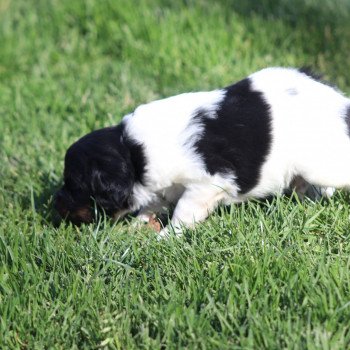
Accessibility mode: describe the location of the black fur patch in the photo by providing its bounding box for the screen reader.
[298,67,324,82]
[194,78,272,194]
[345,105,350,137]
[298,67,336,89]
[122,125,146,184]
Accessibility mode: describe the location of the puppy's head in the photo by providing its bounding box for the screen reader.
[54,126,135,225]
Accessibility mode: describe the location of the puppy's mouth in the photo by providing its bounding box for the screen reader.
[54,187,94,225]
[66,207,130,225]
[54,190,132,225]
[55,205,93,226]
[68,206,93,225]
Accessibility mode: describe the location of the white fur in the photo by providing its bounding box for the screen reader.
[124,91,225,188]
[122,67,350,237]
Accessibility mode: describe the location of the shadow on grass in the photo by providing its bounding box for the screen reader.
[33,172,62,226]
[229,0,350,82]
[229,0,350,26]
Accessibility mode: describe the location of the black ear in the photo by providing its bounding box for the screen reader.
[90,159,134,214]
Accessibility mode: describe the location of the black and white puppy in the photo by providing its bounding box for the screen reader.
[55,67,350,237]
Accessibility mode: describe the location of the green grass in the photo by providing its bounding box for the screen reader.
[1,0,350,348]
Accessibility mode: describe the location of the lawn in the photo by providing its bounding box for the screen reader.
[1,0,350,348]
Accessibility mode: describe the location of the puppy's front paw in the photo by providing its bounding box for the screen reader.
[133,213,162,233]
[157,227,171,240]
[157,226,183,240]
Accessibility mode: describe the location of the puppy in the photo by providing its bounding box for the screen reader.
[55,67,350,237]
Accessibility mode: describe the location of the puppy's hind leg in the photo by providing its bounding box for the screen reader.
[298,153,350,194]
[158,183,229,239]
[290,175,335,201]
